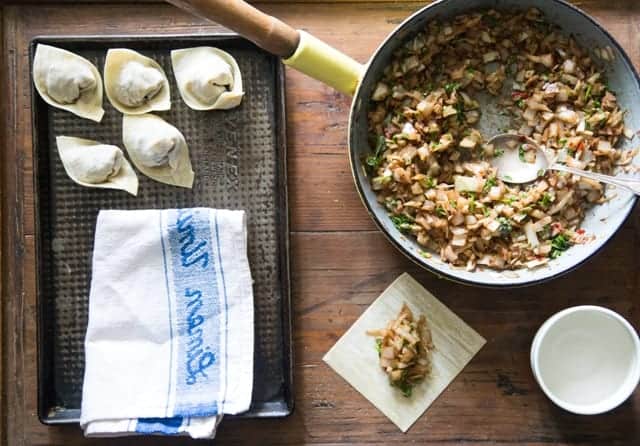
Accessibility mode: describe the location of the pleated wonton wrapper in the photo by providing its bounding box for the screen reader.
[32,44,105,122]
[323,273,486,432]
[171,47,244,111]
[104,48,171,115]
[122,113,194,188]
[56,136,138,196]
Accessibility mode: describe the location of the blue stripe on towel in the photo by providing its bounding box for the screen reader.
[213,211,230,407]
[158,211,174,416]
[135,417,183,435]
[164,208,222,416]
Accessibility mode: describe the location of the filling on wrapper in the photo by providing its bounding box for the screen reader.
[104,48,170,114]
[56,136,138,195]
[171,46,244,110]
[366,8,636,271]
[367,303,434,397]
[32,44,105,122]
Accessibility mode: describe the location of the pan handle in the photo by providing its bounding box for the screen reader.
[166,0,365,96]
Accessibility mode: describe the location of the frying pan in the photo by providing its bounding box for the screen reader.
[168,0,640,287]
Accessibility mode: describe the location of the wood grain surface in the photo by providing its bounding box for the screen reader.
[1,1,640,445]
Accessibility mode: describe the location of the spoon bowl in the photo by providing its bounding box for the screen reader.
[487,133,640,195]
[487,134,548,184]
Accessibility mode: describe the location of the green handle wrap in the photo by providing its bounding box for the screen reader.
[283,30,365,97]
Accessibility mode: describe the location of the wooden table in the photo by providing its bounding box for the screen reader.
[2,1,640,444]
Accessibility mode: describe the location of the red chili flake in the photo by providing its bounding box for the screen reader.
[511,91,528,100]
[577,228,586,235]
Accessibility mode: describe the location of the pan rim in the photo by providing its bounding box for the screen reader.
[347,0,640,288]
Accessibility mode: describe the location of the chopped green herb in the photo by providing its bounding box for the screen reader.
[375,338,383,356]
[538,192,554,208]
[494,147,505,157]
[419,249,432,259]
[394,380,413,398]
[516,99,525,108]
[420,176,436,189]
[483,207,491,217]
[455,101,465,124]
[444,82,460,94]
[449,200,458,209]
[550,233,571,259]
[537,169,546,178]
[483,176,497,193]
[584,84,592,102]
[385,198,398,211]
[365,135,387,171]
[501,196,517,205]
[435,206,448,218]
[468,197,476,213]
[503,174,513,181]
[540,224,552,240]
[497,217,513,236]
[390,214,414,231]
[518,145,526,162]
[558,138,567,145]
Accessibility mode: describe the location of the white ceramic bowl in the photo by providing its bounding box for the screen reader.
[531,306,640,414]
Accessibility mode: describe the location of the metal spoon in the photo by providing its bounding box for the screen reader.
[487,133,640,195]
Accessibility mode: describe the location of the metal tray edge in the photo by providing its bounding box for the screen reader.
[30,34,293,424]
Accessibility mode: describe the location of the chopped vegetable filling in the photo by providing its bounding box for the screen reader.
[366,8,628,270]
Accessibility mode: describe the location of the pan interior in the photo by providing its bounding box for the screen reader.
[348,0,640,287]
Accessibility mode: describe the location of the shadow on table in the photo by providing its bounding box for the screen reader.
[543,396,639,444]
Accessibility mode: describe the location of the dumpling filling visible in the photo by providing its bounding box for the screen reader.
[67,144,124,183]
[45,61,97,104]
[134,128,182,169]
[104,48,170,114]
[171,47,244,110]
[56,136,138,195]
[122,113,194,188]
[115,61,164,107]
[185,52,233,105]
[32,44,105,122]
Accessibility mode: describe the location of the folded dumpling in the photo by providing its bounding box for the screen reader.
[171,47,244,110]
[56,136,138,195]
[33,44,104,122]
[104,49,170,114]
[122,113,194,188]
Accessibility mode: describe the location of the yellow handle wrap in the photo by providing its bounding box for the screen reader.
[283,30,365,96]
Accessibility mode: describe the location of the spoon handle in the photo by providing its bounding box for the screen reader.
[549,163,640,196]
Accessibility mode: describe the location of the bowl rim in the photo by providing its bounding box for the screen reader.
[530,305,640,415]
[348,0,640,288]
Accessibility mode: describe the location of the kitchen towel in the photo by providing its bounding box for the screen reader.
[80,208,254,439]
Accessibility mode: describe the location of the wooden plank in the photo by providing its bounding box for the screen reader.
[16,224,640,445]
[0,8,4,445]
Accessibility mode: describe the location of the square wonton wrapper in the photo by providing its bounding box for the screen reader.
[323,273,486,432]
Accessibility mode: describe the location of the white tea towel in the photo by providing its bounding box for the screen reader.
[80,208,254,439]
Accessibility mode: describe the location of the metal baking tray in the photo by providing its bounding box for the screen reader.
[30,34,293,424]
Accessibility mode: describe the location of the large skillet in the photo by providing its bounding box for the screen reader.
[168,0,640,287]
